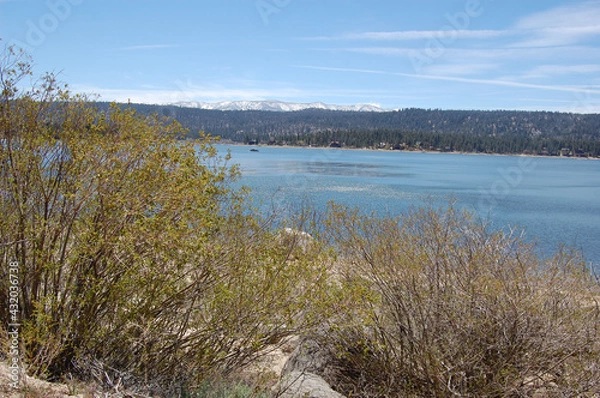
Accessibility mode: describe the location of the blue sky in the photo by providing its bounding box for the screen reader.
[1,0,600,112]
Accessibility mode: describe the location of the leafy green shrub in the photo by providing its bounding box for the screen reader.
[0,47,332,395]
[324,204,600,397]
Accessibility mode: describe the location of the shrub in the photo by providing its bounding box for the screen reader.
[185,378,269,398]
[324,204,600,397]
[0,46,332,395]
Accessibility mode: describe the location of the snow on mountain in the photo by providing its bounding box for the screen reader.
[170,100,387,112]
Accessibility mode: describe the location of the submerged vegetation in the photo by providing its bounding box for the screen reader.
[2,47,600,397]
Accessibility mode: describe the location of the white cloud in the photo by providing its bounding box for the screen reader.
[295,65,600,95]
[69,83,410,105]
[304,2,600,69]
[304,30,507,41]
[338,45,598,65]
[521,64,600,79]
[339,47,414,57]
[510,1,600,47]
[421,63,499,76]
[309,2,600,49]
[72,85,307,104]
[117,44,180,51]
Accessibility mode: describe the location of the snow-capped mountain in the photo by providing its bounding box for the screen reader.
[170,100,387,112]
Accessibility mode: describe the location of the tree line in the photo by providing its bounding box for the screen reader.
[113,103,600,157]
[277,128,600,157]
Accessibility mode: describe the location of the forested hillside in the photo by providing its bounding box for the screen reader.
[279,129,600,157]
[105,103,600,157]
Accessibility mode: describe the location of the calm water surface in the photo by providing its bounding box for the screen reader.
[215,144,600,269]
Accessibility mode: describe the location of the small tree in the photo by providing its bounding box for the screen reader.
[0,46,331,395]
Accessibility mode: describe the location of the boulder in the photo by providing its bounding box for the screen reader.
[275,334,346,398]
[277,228,315,254]
[281,336,334,377]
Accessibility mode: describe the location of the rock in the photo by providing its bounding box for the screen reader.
[281,336,334,377]
[276,334,346,398]
[240,335,300,382]
[278,228,315,254]
[274,371,345,398]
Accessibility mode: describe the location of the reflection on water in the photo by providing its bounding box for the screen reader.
[305,161,412,178]
[244,160,413,178]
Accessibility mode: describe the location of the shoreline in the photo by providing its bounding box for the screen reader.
[218,141,600,161]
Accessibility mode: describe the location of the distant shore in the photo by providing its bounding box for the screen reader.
[219,141,600,161]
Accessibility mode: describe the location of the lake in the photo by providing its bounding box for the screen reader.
[215,144,600,270]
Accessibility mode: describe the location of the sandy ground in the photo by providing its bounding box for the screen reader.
[0,361,89,397]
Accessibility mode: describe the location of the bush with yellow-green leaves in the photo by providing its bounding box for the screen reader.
[0,46,333,396]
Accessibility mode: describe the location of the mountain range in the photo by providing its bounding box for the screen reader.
[170,100,386,112]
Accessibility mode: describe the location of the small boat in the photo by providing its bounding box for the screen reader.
[250,148,259,152]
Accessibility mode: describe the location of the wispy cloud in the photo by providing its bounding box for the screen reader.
[422,63,499,76]
[300,4,600,87]
[521,64,600,79]
[295,65,600,95]
[73,85,306,104]
[303,2,600,49]
[70,83,410,105]
[303,30,507,41]
[118,44,180,51]
[510,1,600,47]
[336,45,597,64]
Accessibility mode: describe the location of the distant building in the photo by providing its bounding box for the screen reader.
[560,148,572,157]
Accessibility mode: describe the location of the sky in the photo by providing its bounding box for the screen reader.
[1,0,600,112]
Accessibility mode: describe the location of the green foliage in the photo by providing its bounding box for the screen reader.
[0,47,332,395]
[323,203,600,397]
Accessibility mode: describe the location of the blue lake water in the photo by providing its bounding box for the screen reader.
[215,144,600,269]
